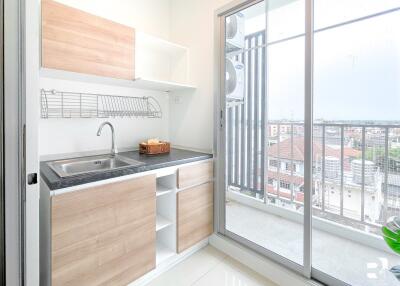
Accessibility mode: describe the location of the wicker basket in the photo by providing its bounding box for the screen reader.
[139,141,170,155]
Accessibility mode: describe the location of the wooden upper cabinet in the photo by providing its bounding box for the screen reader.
[41,0,135,80]
[51,175,156,286]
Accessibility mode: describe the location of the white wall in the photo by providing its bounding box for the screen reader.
[39,0,171,157]
[168,0,232,153]
[39,78,169,156]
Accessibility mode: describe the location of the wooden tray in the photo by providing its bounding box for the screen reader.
[139,142,170,155]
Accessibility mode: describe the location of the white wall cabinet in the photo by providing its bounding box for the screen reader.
[40,1,195,92]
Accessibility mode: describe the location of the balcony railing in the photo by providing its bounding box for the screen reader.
[227,31,400,234]
[227,120,400,235]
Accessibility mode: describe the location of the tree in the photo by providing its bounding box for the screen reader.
[362,147,400,161]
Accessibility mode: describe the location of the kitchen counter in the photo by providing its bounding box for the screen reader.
[40,148,213,190]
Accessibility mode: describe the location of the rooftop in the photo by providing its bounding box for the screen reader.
[268,136,361,162]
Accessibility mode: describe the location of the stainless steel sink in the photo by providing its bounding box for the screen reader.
[47,155,144,178]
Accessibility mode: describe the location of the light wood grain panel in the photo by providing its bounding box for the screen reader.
[42,0,134,80]
[177,182,214,253]
[51,175,156,286]
[177,161,213,189]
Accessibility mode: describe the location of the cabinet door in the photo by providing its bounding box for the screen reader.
[42,0,135,80]
[51,175,156,286]
[177,161,213,189]
[177,182,214,253]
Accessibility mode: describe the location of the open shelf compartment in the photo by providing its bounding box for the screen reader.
[155,173,177,264]
[156,175,176,197]
[135,32,195,91]
[156,240,175,265]
[156,214,172,231]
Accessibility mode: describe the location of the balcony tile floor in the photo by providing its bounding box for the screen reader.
[226,200,400,286]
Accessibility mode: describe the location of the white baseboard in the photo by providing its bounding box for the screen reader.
[209,234,321,286]
[128,238,209,286]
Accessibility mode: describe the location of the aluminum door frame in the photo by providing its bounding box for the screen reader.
[0,0,5,282]
[214,0,314,281]
[4,0,26,285]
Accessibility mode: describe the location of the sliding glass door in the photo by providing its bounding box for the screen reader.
[312,1,400,285]
[221,0,307,274]
[217,0,400,285]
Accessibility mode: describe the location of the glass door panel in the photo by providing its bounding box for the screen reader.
[312,2,400,285]
[221,1,400,285]
[224,0,306,268]
[224,1,268,246]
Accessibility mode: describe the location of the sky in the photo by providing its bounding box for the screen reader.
[237,0,400,121]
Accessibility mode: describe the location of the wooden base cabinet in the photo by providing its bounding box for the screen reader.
[177,182,214,253]
[51,175,156,286]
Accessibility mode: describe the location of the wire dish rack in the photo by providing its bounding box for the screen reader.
[40,89,162,119]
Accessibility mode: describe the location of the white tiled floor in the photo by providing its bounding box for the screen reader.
[146,246,277,286]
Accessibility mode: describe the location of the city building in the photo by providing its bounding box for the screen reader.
[266,136,383,223]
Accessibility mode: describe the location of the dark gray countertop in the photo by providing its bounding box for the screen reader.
[40,148,213,190]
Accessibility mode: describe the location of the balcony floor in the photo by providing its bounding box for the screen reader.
[226,200,400,286]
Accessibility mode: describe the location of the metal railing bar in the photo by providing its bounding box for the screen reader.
[277,124,281,199]
[361,127,366,222]
[246,37,252,190]
[238,52,245,187]
[263,23,269,203]
[261,32,266,202]
[235,105,240,186]
[227,108,233,186]
[290,124,294,202]
[268,121,400,128]
[322,125,326,212]
[340,126,344,216]
[253,35,260,191]
[384,127,389,222]
[241,87,246,188]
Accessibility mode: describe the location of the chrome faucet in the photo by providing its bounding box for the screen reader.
[97,122,118,156]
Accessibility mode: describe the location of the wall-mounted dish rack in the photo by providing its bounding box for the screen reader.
[40,89,162,119]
